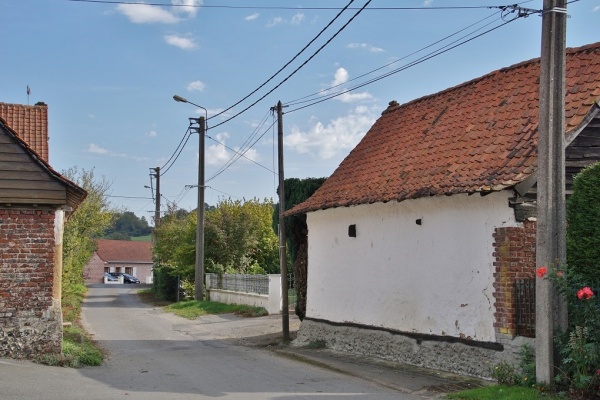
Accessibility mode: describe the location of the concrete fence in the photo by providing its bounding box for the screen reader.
[205,274,282,314]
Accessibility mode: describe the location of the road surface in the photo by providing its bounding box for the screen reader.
[0,285,420,399]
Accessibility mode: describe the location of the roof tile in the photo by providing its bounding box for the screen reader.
[96,239,153,263]
[290,42,600,215]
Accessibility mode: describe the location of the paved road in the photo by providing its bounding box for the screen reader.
[1,285,421,400]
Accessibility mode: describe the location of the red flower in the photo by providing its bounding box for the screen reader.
[537,267,547,278]
[577,287,594,300]
[557,271,564,278]
[597,369,600,377]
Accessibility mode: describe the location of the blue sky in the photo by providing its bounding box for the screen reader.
[1,0,599,223]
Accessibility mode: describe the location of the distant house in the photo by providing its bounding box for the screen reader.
[0,103,86,359]
[84,239,153,284]
[287,42,600,377]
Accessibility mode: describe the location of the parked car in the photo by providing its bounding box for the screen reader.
[104,272,119,282]
[109,272,140,284]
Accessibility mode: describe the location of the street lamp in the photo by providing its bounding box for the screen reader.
[173,95,208,301]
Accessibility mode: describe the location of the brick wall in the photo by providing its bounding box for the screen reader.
[492,220,536,337]
[83,253,106,284]
[0,209,62,358]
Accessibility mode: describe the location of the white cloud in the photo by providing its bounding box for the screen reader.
[146,130,158,138]
[245,13,260,21]
[116,4,180,24]
[205,132,261,166]
[267,16,284,27]
[88,143,109,155]
[116,0,202,24]
[593,5,600,12]
[291,13,305,25]
[285,106,377,159]
[329,68,373,103]
[186,80,205,92]
[164,34,197,50]
[87,143,148,161]
[347,42,384,53]
[423,0,433,6]
[332,68,349,86]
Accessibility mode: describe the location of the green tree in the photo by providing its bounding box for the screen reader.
[61,168,115,318]
[567,162,600,282]
[205,198,279,274]
[104,211,152,239]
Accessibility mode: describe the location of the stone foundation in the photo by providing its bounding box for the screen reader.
[293,318,534,379]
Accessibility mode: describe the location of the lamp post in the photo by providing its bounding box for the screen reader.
[173,95,207,301]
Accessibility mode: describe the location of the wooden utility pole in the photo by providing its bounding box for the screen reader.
[536,0,568,384]
[277,101,290,341]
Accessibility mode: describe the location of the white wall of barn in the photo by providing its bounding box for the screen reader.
[305,191,521,343]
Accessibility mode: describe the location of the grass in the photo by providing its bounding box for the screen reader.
[446,385,560,400]
[131,235,152,242]
[164,300,269,319]
[35,324,103,368]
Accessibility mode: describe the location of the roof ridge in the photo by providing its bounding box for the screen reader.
[382,41,600,115]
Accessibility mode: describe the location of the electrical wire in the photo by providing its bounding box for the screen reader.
[160,127,193,177]
[286,14,523,114]
[285,9,503,107]
[208,0,373,131]
[206,119,277,183]
[208,0,356,121]
[207,110,272,181]
[65,0,503,10]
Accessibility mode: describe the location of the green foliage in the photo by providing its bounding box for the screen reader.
[205,198,279,274]
[152,264,179,302]
[567,162,600,282]
[164,300,268,319]
[35,324,103,368]
[104,211,152,239]
[273,177,327,260]
[540,266,600,396]
[62,168,115,291]
[490,345,536,387]
[446,385,557,400]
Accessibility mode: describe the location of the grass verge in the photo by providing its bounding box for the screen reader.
[446,385,559,400]
[164,300,269,319]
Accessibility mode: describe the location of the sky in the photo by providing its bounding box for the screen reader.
[1,0,599,224]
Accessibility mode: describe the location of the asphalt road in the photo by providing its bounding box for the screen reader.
[0,285,421,400]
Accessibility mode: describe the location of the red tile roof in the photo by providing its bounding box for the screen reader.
[0,102,49,163]
[96,239,153,263]
[289,42,600,215]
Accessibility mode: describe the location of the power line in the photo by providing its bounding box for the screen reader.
[208,0,356,122]
[160,127,193,177]
[206,119,277,183]
[208,0,373,131]
[286,13,524,113]
[65,0,503,10]
[285,9,503,107]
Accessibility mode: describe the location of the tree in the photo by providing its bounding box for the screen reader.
[567,161,600,281]
[62,168,116,288]
[205,198,279,274]
[273,177,327,320]
[104,211,152,239]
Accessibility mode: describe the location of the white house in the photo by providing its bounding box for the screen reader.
[287,42,600,378]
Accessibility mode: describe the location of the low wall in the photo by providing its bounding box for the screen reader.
[206,274,281,314]
[293,318,534,379]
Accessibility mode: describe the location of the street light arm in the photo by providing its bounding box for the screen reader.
[173,94,208,120]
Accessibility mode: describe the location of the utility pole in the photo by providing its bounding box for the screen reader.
[190,117,206,301]
[277,101,290,341]
[154,167,160,227]
[536,0,567,384]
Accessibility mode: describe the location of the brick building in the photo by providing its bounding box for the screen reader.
[84,239,153,284]
[0,103,86,359]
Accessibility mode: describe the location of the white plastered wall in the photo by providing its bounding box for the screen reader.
[305,191,520,343]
